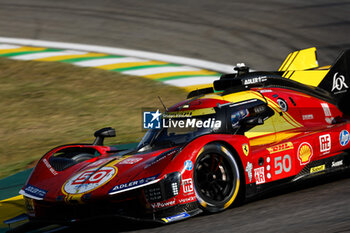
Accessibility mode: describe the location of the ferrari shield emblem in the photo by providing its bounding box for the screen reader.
[242,143,249,156]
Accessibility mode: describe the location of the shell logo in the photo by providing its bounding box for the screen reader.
[297,142,313,165]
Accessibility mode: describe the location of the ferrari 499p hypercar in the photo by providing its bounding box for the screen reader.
[16,47,350,229]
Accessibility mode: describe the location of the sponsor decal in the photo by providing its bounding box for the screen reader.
[310,164,325,174]
[242,143,249,156]
[339,130,350,146]
[319,134,331,154]
[145,148,179,169]
[179,196,196,204]
[23,184,48,199]
[64,166,116,194]
[245,162,253,182]
[332,160,343,168]
[182,178,193,193]
[277,98,288,112]
[184,160,193,171]
[43,158,58,175]
[89,158,113,167]
[302,114,314,120]
[266,142,293,154]
[145,154,167,169]
[162,212,190,223]
[321,103,333,124]
[297,142,313,165]
[118,157,143,165]
[331,72,348,94]
[242,76,267,85]
[109,174,159,193]
[254,167,265,184]
[260,89,273,93]
[321,103,331,116]
[151,199,176,208]
[143,109,162,129]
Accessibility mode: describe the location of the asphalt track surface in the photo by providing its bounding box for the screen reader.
[1,0,350,69]
[0,0,350,232]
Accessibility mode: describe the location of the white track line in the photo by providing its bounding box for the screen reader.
[74,57,148,67]
[122,66,201,76]
[11,50,87,60]
[164,76,221,87]
[0,44,21,50]
[0,37,234,73]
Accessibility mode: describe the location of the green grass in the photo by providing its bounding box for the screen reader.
[0,57,187,178]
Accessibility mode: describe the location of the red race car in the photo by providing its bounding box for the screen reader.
[17,48,350,229]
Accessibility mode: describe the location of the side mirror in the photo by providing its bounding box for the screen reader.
[93,127,116,146]
[241,116,264,126]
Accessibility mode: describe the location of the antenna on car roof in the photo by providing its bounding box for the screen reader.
[158,96,168,111]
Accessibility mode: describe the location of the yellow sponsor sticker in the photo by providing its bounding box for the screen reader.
[310,164,325,173]
[266,142,293,154]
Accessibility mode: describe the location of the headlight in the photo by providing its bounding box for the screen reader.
[144,172,181,203]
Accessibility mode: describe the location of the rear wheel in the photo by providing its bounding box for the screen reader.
[193,143,242,213]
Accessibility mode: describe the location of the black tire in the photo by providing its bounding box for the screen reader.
[193,143,242,213]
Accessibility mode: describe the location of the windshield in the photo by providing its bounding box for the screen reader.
[137,113,221,151]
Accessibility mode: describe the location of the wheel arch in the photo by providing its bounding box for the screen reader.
[193,140,246,211]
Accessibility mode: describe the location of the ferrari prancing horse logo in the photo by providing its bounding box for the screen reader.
[242,143,249,156]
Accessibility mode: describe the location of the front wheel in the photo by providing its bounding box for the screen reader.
[193,143,242,213]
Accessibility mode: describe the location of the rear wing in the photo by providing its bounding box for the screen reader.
[279,48,350,114]
[279,47,328,87]
[278,47,318,71]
